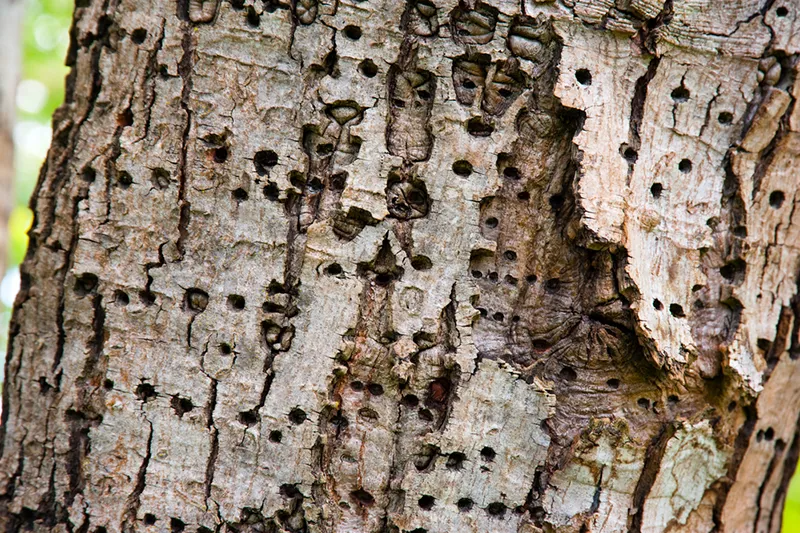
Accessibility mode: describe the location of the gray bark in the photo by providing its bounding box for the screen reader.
[1,1,800,533]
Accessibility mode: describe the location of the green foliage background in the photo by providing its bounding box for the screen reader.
[2,1,799,528]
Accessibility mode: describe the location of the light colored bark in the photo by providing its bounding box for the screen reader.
[1,1,800,533]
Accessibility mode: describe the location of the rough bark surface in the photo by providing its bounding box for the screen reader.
[2,1,800,533]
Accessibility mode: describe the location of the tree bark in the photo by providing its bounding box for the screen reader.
[0,0,22,277]
[2,1,800,533]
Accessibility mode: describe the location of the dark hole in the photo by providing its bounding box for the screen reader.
[777,6,788,16]
[213,147,229,163]
[280,484,303,499]
[607,378,620,389]
[720,259,746,281]
[238,410,259,427]
[81,167,97,182]
[152,168,171,189]
[517,191,530,201]
[131,28,147,44]
[118,171,133,188]
[197,528,213,533]
[103,379,115,390]
[95,528,107,533]
[757,430,764,442]
[330,413,349,430]
[263,182,280,200]
[392,98,406,108]
[367,383,384,396]
[504,250,517,261]
[532,339,550,351]
[505,275,517,285]
[467,117,494,137]
[503,166,520,180]
[118,109,134,127]
[289,407,307,424]
[575,69,592,86]
[457,498,474,512]
[375,272,394,286]
[486,502,507,517]
[343,25,362,40]
[757,338,772,351]
[678,159,692,173]
[485,217,498,228]
[734,225,747,237]
[411,255,433,271]
[246,6,260,27]
[671,86,690,102]
[418,408,434,421]
[402,394,419,408]
[452,160,474,177]
[136,383,156,402]
[144,514,157,526]
[219,343,232,355]
[269,430,282,443]
[653,299,663,310]
[669,303,685,317]
[492,312,504,322]
[170,518,185,533]
[769,190,785,208]
[326,263,343,276]
[549,194,565,211]
[230,0,245,8]
[417,89,432,101]
[185,288,209,313]
[463,79,476,89]
[139,290,156,306]
[471,270,482,278]
[446,452,466,470]
[409,529,428,533]
[480,446,496,461]
[478,307,488,317]
[623,147,638,162]
[545,278,560,292]
[350,488,375,506]
[74,273,99,296]
[650,183,663,198]
[667,395,680,405]
[559,366,577,381]
[350,380,364,391]
[511,315,520,322]
[358,59,378,77]
[526,274,537,283]
[765,427,775,441]
[227,294,245,310]
[728,401,737,412]
[254,150,278,175]
[637,398,650,409]
[232,188,249,202]
[418,495,435,510]
[718,111,733,125]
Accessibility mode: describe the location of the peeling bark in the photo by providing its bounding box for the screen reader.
[2,1,800,533]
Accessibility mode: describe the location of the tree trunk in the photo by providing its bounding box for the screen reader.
[2,1,799,532]
[0,0,22,278]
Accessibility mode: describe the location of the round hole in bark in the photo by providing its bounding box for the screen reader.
[238,410,259,427]
[637,398,650,409]
[81,167,97,182]
[136,383,156,401]
[185,288,209,312]
[219,343,232,355]
[512,315,520,322]
[325,263,343,276]
[288,408,307,424]
[545,278,560,292]
[549,194,565,211]
[350,488,375,506]
[418,408,434,421]
[409,529,427,533]
[653,299,663,310]
[170,518,185,533]
[73,273,99,296]
[486,502,507,517]
[505,275,517,285]
[245,6,260,27]
[769,190,785,208]
[607,378,620,389]
[131,28,147,44]
[718,111,734,124]
[367,383,384,396]
[144,514,157,525]
[485,217,498,228]
[103,379,115,390]
[446,452,466,469]
[402,394,419,408]
[263,182,280,200]
[776,6,788,16]
[118,171,133,188]
[669,303,685,317]
[343,25,362,40]
[213,146,229,163]
[728,401,738,412]
[623,147,638,162]
[650,183,663,198]
[526,274,537,283]
[227,294,245,310]
[358,59,378,77]
[504,250,517,261]
[232,188,248,202]
[488,272,499,282]
[678,159,692,173]
[480,446,496,461]
[503,166,520,180]
[471,270,482,279]
[411,255,433,271]
[765,427,775,441]
[667,395,679,405]
[139,290,156,306]
[517,191,530,201]
[452,160,474,177]
[230,0,245,9]
[671,86,690,102]
[350,380,364,391]
[492,312,504,322]
[575,69,592,85]
[418,495,435,510]
[559,366,577,381]
[457,498,474,512]
[478,308,488,317]
[466,117,494,136]
[269,430,283,443]
[254,150,278,175]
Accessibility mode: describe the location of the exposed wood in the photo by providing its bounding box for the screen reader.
[1,1,800,533]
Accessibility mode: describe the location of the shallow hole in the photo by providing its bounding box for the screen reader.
[170,518,185,533]
[480,446,496,461]
[232,188,249,202]
[637,398,650,409]
[254,150,278,175]
[485,217,498,228]
[769,190,785,208]
[418,408,434,422]
[343,25,362,40]
[131,28,147,44]
[653,299,663,311]
[446,452,466,470]
[219,343,232,355]
[74,273,99,296]
[492,312,504,322]
[667,394,679,405]
[488,272,499,282]
[650,183,663,198]
[559,366,577,381]
[245,6,260,27]
[505,275,517,285]
[452,160,474,177]
[728,401,737,412]
[350,488,375,506]
[350,380,364,391]
[466,117,494,137]
[457,498,474,512]
[669,303,685,317]
[367,383,384,396]
[718,111,733,125]
[269,430,283,443]
[517,191,530,201]
[227,294,245,310]
[671,86,690,102]
[471,270,482,279]
[411,255,433,271]
[486,502,507,517]
[401,394,419,408]
[678,159,692,173]
[575,69,592,85]
[325,263,343,276]
[139,290,156,306]
[171,396,194,416]
[185,288,209,312]
[503,166,520,180]
[606,378,620,389]
[144,514,157,526]
[136,383,156,402]
[358,59,378,78]
[504,250,517,261]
